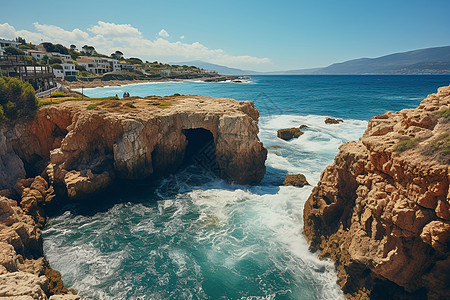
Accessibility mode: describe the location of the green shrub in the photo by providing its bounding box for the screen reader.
[50,92,67,98]
[444,141,450,155]
[4,47,25,55]
[0,77,37,121]
[152,101,171,109]
[396,138,418,152]
[87,104,97,110]
[438,108,450,118]
[48,57,62,64]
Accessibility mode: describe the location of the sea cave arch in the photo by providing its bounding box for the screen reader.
[181,128,218,174]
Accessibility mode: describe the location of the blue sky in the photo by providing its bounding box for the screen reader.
[1,0,450,71]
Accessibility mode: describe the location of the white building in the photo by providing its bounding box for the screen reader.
[160,69,171,76]
[76,57,98,74]
[76,56,120,74]
[53,68,64,78]
[61,63,78,76]
[51,52,72,62]
[0,38,20,56]
[108,58,122,71]
[0,39,19,49]
[26,50,52,60]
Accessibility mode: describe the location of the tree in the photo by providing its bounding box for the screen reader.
[75,64,86,72]
[48,57,62,64]
[54,44,69,55]
[39,55,49,65]
[114,50,123,59]
[4,47,25,55]
[70,44,77,51]
[0,77,37,121]
[81,45,96,55]
[127,57,143,65]
[15,36,26,45]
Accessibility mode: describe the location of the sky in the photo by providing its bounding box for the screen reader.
[1,0,450,72]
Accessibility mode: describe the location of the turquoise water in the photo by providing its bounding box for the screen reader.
[43,76,450,299]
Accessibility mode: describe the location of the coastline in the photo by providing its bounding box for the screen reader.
[63,75,238,90]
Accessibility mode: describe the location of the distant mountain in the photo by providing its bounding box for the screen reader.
[173,46,450,75]
[312,45,450,74]
[170,60,262,75]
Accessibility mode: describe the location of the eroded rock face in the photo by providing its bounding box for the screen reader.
[1,95,267,198]
[0,107,73,191]
[304,86,450,299]
[0,195,69,298]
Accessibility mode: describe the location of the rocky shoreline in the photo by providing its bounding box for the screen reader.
[304,86,450,299]
[0,95,267,298]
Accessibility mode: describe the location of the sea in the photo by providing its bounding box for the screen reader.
[43,75,450,300]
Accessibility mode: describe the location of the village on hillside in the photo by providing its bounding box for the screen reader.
[0,37,219,95]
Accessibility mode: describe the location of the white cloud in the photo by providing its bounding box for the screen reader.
[180,35,185,40]
[0,22,270,69]
[158,29,169,38]
[0,23,17,39]
[89,21,142,38]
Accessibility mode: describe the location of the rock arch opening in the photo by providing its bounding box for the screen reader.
[182,128,218,174]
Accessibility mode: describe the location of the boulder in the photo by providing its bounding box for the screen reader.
[283,174,309,187]
[277,128,304,141]
[324,117,343,124]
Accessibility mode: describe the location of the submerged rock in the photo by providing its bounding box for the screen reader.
[283,174,309,187]
[277,128,304,141]
[324,117,343,124]
[304,85,450,299]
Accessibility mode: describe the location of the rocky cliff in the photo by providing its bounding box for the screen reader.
[304,86,450,299]
[0,95,267,298]
[1,95,267,196]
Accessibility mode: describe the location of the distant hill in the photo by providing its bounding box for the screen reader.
[170,60,262,75]
[174,46,450,75]
[312,45,450,74]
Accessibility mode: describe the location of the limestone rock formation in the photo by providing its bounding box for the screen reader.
[277,127,304,141]
[283,174,309,187]
[0,195,69,298]
[0,96,267,198]
[304,86,450,299]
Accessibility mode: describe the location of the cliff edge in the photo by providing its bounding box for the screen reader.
[304,86,450,299]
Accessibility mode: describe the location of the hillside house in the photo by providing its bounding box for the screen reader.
[61,63,78,76]
[160,69,171,76]
[0,39,20,55]
[26,50,52,60]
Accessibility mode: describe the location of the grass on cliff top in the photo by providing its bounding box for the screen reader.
[396,138,418,152]
[37,94,119,106]
[429,133,450,155]
[151,101,172,109]
[86,103,97,110]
